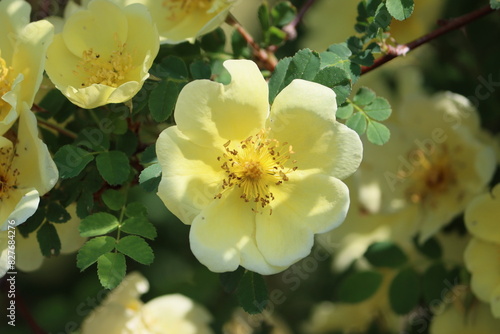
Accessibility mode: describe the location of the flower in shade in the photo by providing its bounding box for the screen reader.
[0,204,86,277]
[81,272,214,334]
[0,0,54,134]
[156,59,363,275]
[0,105,58,230]
[44,0,159,109]
[464,183,500,318]
[355,90,496,242]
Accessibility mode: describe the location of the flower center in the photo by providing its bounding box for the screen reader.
[0,56,14,118]
[162,0,230,18]
[0,145,18,202]
[76,40,132,88]
[404,146,456,204]
[216,129,297,210]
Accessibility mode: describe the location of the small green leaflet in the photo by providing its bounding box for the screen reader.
[386,0,414,21]
[237,271,269,314]
[97,252,126,289]
[491,0,500,9]
[79,212,119,237]
[77,236,116,271]
[96,151,130,186]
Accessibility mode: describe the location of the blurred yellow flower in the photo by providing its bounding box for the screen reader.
[356,90,496,242]
[81,272,214,334]
[0,204,86,277]
[0,0,54,134]
[430,301,500,334]
[464,183,500,318]
[45,0,159,109]
[156,59,362,275]
[0,106,58,230]
[125,0,236,44]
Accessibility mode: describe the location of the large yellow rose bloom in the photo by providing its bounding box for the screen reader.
[45,0,159,109]
[0,0,53,134]
[156,59,363,275]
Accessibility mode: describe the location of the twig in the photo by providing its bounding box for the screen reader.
[361,5,497,75]
[226,13,277,72]
[282,0,317,40]
[37,117,78,139]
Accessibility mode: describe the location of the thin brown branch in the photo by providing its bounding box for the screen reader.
[226,13,278,72]
[37,118,78,139]
[282,0,317,40]
[361,5,497,75]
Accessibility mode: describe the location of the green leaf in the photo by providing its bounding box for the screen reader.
[413,236,443,259]
[116,235,154,265]
[115,130,138,157]
[18,206,46,237]
[237,271,269,314]
[366,121,391,145]
[353,87,376,106]
[200,27,226,52]
[139,163,162,192]
[491,0,500,10]
[364,97,392,121]
[79,212,120,237]
[336,103,354,119]
[364,241,408,268]
[140,145,157,165]
[346,112,367,135]
[422,263,449,304]
[190,60,212,80]
[120,217,157,240]
[148,80,179,122]
[46,202,71,223]
[76,190,94,219]
[102,189,126,211]
[271,1,296,26]
[313,66,352,105]
[125,202,148,218]
[389,268,421,314]
[53,145,94,179]
[37,223,61,257]
[327,43,352,58]
[258,3,271,31]
[269,49,321,102]
[287,49,321,82]
[386,0,414,21]
[77,236,116,271]
[157,56,189,80]
[337,270,383,303]
[75,127,110,152]
[268,57,292,103]
[96,151,130,186]
[97,252,126,289]
[265,26,287,46]
[220,266,246,293]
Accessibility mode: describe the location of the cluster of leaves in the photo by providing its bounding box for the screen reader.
[257,1,297,47]
[336,237,466,322]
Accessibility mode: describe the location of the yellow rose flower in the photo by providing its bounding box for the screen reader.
[430,301,500,334]
[355,90,496,242]
[122,0,236,44]
[0,0,54,134]
[81,272,214,334]
[45,0,159,109]
[156,59,363,275]
[464,184,500,318]
[0,204,86,277]
[0,105,58,230]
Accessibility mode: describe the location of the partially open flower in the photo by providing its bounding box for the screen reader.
[45,0,159,109]
[0,105,58,230]
[464,183,500,318]
[81,272,214,334]
[0,0,54,134]
[156,59,363,275]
